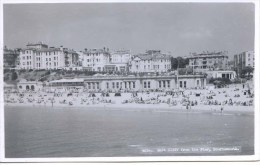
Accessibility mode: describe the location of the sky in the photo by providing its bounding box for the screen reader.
[4,3,255,58]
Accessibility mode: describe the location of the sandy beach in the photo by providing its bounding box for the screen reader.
[4,83,254,114]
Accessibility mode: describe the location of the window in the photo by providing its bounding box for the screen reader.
[46,58,48,61]
[106,82,109,88]
[112,82,115,89]
[133,82,135,88]
[197,80,200,86]
[116,82,119,88]
[54,57,56,60]
[159,81,161,88]
[184,81,187,88]
[180,81,183,88]
[88,83,91,89]
[167,80,170,88]
[148,81,150,88]
[97,83,99,89]
[163,81,166,88]
[27,56,29,60]
[93,83,95,89]
[144,82,147,88]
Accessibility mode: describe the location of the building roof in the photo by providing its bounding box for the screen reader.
[26,42,47,46]
[49,78,84,83]
[133,53,171,60]
[36,48,61,52]
[188,51,228,59]
[111,50,130,54]
[84,48,109,54]
[64,49,78,54]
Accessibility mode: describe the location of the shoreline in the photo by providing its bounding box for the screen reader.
[4,102,254,115]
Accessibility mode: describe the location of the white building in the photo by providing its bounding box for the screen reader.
[187,51,229,72]
[82,48,110,71]
[206,70,236,80]
[19,42,79,70]
[104,49,131,72]
[82,48,131,72]
[48,74,207,92]
[129,50,171,73]
[17,79,43,91]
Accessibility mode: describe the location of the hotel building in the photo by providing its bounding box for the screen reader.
[82,48,131,72]
[19,42,79,70]
[187,51,229,72]
[105,49,131,72]
[234,51,254,77]
[129,50,171,73]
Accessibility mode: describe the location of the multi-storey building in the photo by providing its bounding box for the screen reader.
[129,50,171,73]
[82,48,131,72]
[82,48,110,72]
[105,49,131,72]
[187,51,229,72]
[234,51,254,77]
[19,42,79,70]
[3,46,20,69]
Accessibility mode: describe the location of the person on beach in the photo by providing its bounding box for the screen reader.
[220,106,224,113]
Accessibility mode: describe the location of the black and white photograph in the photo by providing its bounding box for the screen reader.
[1,0,259,162]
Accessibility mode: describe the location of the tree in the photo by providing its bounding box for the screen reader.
[241,66,254,79]
[170,57,179,70]
[11,71,18,81]
[171,57,189,70]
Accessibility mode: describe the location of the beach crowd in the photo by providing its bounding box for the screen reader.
[4,81,254,113]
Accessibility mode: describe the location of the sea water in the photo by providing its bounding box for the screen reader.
[4,106,254,157]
